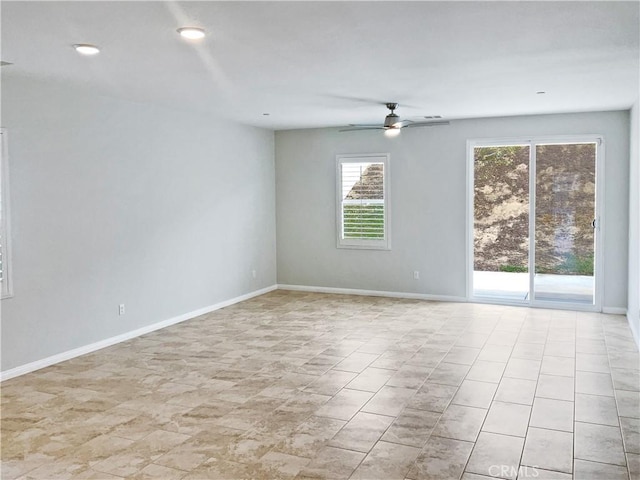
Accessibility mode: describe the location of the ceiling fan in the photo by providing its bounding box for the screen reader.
[340,103,450,135]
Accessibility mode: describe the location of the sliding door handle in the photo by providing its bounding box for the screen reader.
[592,218,597,229]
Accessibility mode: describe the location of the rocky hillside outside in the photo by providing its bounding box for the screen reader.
[474,144,595,275]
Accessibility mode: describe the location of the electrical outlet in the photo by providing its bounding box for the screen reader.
[413,271,420,280]
[252,270,257,279]
[119,304,125,316]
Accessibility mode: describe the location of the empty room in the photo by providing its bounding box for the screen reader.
[1,1,639,479]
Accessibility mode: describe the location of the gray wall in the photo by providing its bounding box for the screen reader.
[276,111,630,310]
[1,75,277,371]
[629,101,640,345]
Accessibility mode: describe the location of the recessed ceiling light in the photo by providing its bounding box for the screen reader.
[177,27,206,40]
[73,44,100,55]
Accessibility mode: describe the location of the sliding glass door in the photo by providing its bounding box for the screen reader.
[472,145,531,301]
[470,137,601,310]
[533,143,597,305]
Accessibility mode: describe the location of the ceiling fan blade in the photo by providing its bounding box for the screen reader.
[403,120,451,128]
[339,126,385,132]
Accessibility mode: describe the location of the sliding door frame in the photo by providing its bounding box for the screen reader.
[466,135,605,312]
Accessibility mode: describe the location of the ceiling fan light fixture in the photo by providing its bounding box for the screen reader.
[177,27,206,40]
[384,127,401,137]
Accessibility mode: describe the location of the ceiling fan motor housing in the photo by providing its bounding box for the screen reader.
[383,103,401,128]
[384,113,401,128]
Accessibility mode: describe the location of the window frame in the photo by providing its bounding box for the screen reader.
[336,153,391,250]
[1,128,13,299]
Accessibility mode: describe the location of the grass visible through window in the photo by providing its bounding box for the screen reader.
[343,204,384,239]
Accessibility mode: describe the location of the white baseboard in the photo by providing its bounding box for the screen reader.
[603,306,627,315]
[0,284,278,382]
[280,285,633,315]
[627,311,640,350]
[277,284,468,303]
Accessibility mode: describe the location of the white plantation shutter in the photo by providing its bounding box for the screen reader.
[336,154,390,250]
[341,163,384,238]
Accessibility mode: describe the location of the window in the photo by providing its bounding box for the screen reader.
[1,129,12,298]
[336,154,390,250]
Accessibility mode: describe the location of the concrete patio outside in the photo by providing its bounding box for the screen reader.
[473,270,594,304]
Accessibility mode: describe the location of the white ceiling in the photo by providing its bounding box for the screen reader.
[2,1,639,130]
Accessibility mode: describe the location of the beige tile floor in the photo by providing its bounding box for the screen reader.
[2,290,639,480]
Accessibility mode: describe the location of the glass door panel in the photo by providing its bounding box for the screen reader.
[533,143,596,305]
[473,145,530,301]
